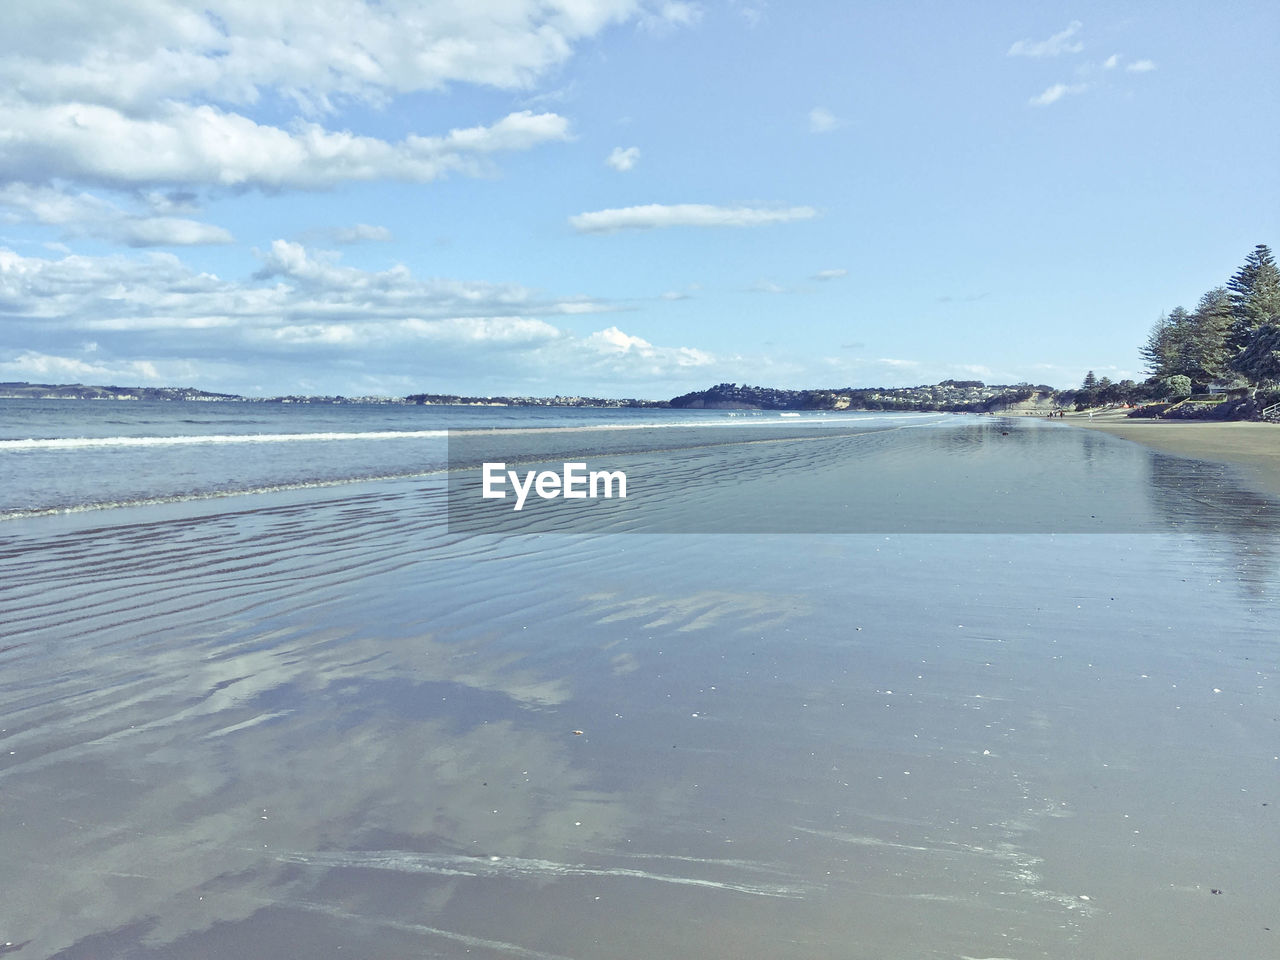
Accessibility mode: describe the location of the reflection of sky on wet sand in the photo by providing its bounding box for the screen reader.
[2,421,1279,958]
[448,417,1280,535]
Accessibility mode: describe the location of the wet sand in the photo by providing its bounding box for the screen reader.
[2,419,1278,959]
[1068,412,1280,497]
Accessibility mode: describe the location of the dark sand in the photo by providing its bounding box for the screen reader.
[1069,412,1280,497]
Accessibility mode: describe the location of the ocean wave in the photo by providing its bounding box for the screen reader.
[0,430,450,450]
[0,413,943,451]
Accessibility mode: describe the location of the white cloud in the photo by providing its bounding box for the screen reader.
[260,316,562,347]
[1007,21,1084,58]
[751,280,786,294]
[0,1,702,255]
[0,1,652,114]
[553,299,616,314]
[0,243,605,329]
[1028,82,1089,107]
[808,107,840,133]
[587,326,652,352]
[414,317,563,344]
[0,183,232,246]
[0,349,165,384]
[0,183,115,225]
[811,268,847,281]
[580,325,713,368]
[606,146,641,172]
[0,244,716,393]
[1024,52,1154,107]
[0,3,731,394]
[0,103,571,190]
[244,241,617,326]
[117,218,233,248]
[330,224,394,244]
[569,203,817,233]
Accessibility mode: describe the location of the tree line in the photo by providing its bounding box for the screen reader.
[669,381,1054,412]
[1076,243,1280,411]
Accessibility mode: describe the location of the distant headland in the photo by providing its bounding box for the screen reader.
[0,381,667,408]
[2,377,1273,420]
[0,378,1083,414]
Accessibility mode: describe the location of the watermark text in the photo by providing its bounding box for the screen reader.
[482,462,627,511]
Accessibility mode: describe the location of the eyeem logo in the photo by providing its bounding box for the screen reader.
[482,462,627,511]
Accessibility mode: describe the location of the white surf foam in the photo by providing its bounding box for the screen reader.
[0,412,945,451]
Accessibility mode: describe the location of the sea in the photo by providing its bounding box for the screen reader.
[1,399,1276,959]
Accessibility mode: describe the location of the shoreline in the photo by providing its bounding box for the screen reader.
[1064,410,1280,498]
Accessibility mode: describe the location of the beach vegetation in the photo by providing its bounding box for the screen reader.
[1228,244,1280,349]
[1141,303,1228,388]
[1131,244,1278,414]
[1232,324,1280,387]
[1140,316,1171,378]
[1188,287,1235,383]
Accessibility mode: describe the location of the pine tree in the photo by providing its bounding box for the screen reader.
[1187,287,1233,383]
[1244,262,1280,324]
[1139,309,1195,378]
[1228,244,1275,304]
[1140,316,1170,377]
[1081,370,1098,389]
[1165,306,1195,378]
[1228,244,1279,352]
[1232,324,1280,386]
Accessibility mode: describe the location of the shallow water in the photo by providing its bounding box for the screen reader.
[1,412,1277,958]
[0,398,791,516]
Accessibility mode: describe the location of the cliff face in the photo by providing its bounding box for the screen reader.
[997,394,1059,413]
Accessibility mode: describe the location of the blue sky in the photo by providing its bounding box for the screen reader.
[1,1,1276,398]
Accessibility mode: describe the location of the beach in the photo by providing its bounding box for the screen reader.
[1069,410,1280,497]
[2,406,1278,959]
[5,2,1275,956]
